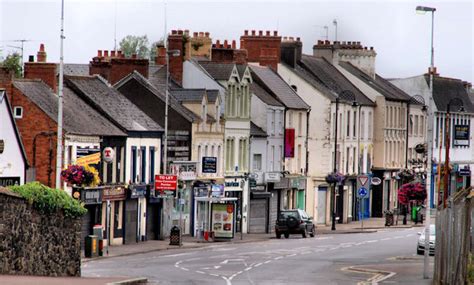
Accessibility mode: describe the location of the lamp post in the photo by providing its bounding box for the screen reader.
[55,0,65,189]
[164,49,180,175]
[442,98,464,208]
[331,90,357,231]
[416,5,436,280]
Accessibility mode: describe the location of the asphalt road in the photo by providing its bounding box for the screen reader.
[82,227,433,284]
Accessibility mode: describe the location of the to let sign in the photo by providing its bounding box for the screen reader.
[454,125,470,147]
[155,175,177,191]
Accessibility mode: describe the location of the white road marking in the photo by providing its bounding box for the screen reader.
[254,263,263,267]
[264,260,272,264]
[162,252,193,258]
[222,276,232,285]
[244,267,252,271]
[214,265,221,269]
[274,256,283,260]
[381,238,392,241]
[210,273,220,277]
[181,267,189,271]
[393,236,403,239]
[367,240,377,243]
[196,270,205,274]
[406,234,414,237]
[288,254,297,257]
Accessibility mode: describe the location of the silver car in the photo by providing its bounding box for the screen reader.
[417,224,435,255]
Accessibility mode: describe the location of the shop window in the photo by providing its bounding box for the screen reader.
[253,154,262,171]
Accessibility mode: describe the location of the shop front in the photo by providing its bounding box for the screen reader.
[72,186,103,249]
[125,184,147,244]
[290,177,306,210]
[224,178,246,233]
[146,187,162,240]
[249,172,272,233]
[265,172,281,232]
[101,185,126,246]
[170,161,197,235]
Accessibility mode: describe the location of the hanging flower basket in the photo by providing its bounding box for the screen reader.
[61,165,100,187]
[397,182,426,205]
[325,172,346,184]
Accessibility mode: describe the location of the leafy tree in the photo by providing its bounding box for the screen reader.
[0,53,22,77]
[149,39,165,62]
[119,35,150,59]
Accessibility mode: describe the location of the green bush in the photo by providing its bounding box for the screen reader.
[9,182,87,219]
[468,253,474,284]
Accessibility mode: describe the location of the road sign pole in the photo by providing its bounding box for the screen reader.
[361,198,364,231]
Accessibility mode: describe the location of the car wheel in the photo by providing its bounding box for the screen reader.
[284,233,290,239]
[276,232,281,239]
[310,226,315,237]
[302,228,307,238]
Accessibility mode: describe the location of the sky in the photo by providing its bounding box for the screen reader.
[1,0,473,83]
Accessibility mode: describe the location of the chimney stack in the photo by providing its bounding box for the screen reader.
[240,29,282,71]
[24,44,57,92]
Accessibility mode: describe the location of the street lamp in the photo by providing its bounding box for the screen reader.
[331,90,358,231]
[416,5,436,280]
[164,49,180,175]
[442,98,464,208]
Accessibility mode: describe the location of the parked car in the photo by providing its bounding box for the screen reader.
[417,224,435,255]
[275,209,315,239]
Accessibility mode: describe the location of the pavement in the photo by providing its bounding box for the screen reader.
[0,217,428,284]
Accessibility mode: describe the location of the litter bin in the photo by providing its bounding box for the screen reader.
[384,210,394,227]
[85,235,99,258]
[170,226,181,246]
[93,225,104,256]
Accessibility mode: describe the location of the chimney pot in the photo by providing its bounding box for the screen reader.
[28,55,34,62]
[117,50,123,57]
[184,29,189,36]
[177,30,183,35]
[244,30,249,36]
[205,32,210,37]
[273,31,278,36]
[132,53,137,59]
[289,37,294,41]
[251,30,256,36]
[98,50,102,57]
[104,50,109,57]
[232,40,236,49]
[193,32,198,37]
[266,30,270,36]
[224,40,228,48]
[216,40,220,47]
[111,50,116,57]
[259,30,263,36]
[370,46,374,50]
[39,43,45,52]
[296,37,300,42]
[199,32,204,37]
[172,30,177,35]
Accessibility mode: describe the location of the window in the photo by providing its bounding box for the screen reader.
[278,111,283,134]
[339,113,343,138]
[288,111,293,127]
[271,110,275,135]
[414,115,419,136]
[140,146,146,183]
[298,112,303,136]
[198,145,202,173]
[279,145,283,171]
[361,111,366,140]
[353,147,357,173]
[13,106,23,119]
[131,146,137,183]
[353,110,357,138]
[409,115,413,135]
[346,147,350,173]
[253,154,262,171]
[271,145,275,171]
[297,145,302,173]
[346,110,351,138]
[149,147,155,184]
[368,112,373,140]
[420,115,424,136]
[217,145,221,174]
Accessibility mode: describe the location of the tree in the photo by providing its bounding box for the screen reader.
[149,39,164,62]
[0,53,22,77]
[119,35,150,59]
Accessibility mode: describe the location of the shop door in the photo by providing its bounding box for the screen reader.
[336,185,344,223]
[80,205,93,249]
[297,190,305,210]
[146,201,161,240]
[371,171,384,217]
[113,201,124,239]
[249,198,268,233]
[317,187,327,224]
[124,199,138,244]
[383,180,390,212]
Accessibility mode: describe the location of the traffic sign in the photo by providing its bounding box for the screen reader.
[358,187,368,198]
[358,175,369,187]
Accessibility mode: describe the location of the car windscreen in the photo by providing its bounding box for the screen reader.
[279,211,299,219]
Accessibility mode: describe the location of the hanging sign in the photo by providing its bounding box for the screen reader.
[102,147,115,163]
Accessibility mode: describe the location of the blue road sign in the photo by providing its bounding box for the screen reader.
[358,187,368,198]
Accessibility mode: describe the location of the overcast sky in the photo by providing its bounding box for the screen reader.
[1,0,473,83]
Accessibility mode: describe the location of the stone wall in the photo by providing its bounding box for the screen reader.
[0,187,82,276]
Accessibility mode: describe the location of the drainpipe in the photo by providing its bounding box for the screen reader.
[405,102,410,169]
[305,108,311,213]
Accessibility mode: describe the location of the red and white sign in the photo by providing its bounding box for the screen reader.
[358,175,369,187]
[154,175,178,191]
[102,147,115,163]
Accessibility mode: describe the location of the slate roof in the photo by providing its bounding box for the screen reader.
[115,71,199,122]
[250,121,267,137]
[250,82,283,107]
[339,61,411,102]
[250,65,310,110]
[425,75,474,113]
[13,79,125,136]
[148,65,181,91]
[236,64,248,79]
[57,64,90,76]
[65,75,163,132]
[289,63,337,100]
[206,90,219,103]
[299,55,374,106]
[171,89,206,103]
[198,61,236,81]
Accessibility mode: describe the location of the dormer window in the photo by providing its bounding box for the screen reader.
[14,106,23,119]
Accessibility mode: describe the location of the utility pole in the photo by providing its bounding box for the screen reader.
[55,0,65,189]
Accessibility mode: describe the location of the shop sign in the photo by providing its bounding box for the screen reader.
[224,179,241,191]
[170,162,197,181]
[274,177,289,189]
[202,157,217,173]
[284,129,295,158]
[211,184,224,198]
[0,177,20,187]
[194,186,210,197]
[459,166,471,177]
[249,178,257,189]
[454,125,470,146]
[291,178,300,189]
[211,203,235,239]
[72,187,102,205]
[103,185,126,201]
[155,174,177,191]
[264,172,281,183]
[129,185,147,199]
[102,147,115,163]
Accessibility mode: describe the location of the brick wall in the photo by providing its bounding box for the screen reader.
[9,84,58,187]
[89,50,149,85]
[24,63,57,93]
[211,39,248,64]
[240,30,281,71]
[0,187,82,276]
[168,30,184,84]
